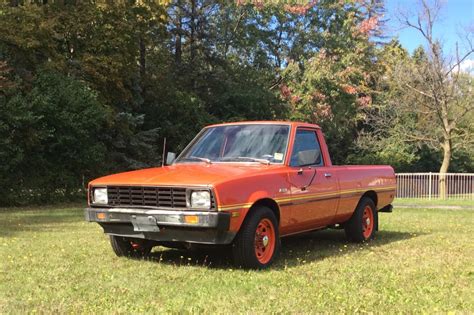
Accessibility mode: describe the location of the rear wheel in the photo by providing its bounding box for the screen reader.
[232,206,280,269]
[109,236,153,258]
[344,197,377,242]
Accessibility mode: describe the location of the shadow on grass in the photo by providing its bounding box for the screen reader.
[145,229,420,270]
[0,208,83,237]
[0,208,420,269]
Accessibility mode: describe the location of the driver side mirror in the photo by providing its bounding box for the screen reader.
[166,152,176,165]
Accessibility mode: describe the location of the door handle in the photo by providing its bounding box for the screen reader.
[324,173,332,178]
[297,168,303,175]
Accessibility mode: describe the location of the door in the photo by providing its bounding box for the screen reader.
[287,129,339,232]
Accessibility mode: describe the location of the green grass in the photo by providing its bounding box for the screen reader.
[1,206,473,313]
[394,198,474,207]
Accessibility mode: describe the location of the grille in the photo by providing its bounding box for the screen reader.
[107,186,187,208]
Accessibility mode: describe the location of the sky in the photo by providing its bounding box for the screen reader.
[384,0,474,72]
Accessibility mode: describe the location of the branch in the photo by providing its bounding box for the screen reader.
[233,10,246,33]
[268,76,282,90]
[450,105,474,129]
[405,83,435,99]
[445,50,474,76]
[452,131,474,150]
[401,16,429,42]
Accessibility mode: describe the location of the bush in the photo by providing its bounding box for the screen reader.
[0,70,109,205]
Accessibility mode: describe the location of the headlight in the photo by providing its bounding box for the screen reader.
[190,191,211,209]
[92,187,108,205]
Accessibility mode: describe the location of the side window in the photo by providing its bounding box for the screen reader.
[290,129,323,167]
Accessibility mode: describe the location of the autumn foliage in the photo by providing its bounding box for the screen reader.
[0,0,472,205]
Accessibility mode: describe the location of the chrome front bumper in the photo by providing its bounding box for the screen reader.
[85,207,229,228]
[84,207,234,244]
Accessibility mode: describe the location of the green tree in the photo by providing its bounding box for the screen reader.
[276,0,383,163]
[358,0,474,197]
[0,70,109,205]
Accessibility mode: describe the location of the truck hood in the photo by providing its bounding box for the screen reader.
[89,163,285,187]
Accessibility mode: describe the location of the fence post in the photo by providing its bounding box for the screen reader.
[428,172,432,200]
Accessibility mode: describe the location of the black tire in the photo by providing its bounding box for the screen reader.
[109,236,153,258]
[232,206,280,269]
[344,197,378,242]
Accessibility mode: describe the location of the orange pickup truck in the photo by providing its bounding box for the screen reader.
[85,121,395,268]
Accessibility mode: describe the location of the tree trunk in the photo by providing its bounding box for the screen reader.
[175,4,182,65]
[190,0,196,63]
[438,139,451,200]
[139,37,146,81]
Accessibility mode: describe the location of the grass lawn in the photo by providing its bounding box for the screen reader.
[394,198,474,208]
[1,206,473,313]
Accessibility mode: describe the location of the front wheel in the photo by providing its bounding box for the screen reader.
[344,197,378,242]
[109,236,153,258]
[232,206,280,269]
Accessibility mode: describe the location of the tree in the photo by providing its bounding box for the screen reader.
[276,0,384,163]
[397,0,473,198]
[3,0,471,205]
[0,70,109,205]
[357,0,474,198]
[165,0,286,123]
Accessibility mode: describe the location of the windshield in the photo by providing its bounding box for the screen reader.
[176,124,290,164]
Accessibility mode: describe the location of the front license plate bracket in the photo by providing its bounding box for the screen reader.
[130,215,160,232]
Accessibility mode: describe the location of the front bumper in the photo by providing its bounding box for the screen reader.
[85,207,235,244]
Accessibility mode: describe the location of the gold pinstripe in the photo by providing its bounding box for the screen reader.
[219,203,253,211]
[217,185,396,211]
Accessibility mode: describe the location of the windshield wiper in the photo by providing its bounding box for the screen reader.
[181,156,212,164]
[221,156,270,165]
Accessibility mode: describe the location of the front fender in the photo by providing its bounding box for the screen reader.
[213,169,289,233]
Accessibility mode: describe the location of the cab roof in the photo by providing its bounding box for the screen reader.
[205,120,321,129]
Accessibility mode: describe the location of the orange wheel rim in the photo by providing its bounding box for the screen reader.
[254,218,276,264]
[362,206,374,239]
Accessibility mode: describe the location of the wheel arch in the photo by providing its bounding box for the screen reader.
[361,190,378,208]
[247,198,281,224]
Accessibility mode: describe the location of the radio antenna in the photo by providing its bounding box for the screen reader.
[161,137,167,167]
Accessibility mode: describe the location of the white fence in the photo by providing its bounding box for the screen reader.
[396,173,474,200]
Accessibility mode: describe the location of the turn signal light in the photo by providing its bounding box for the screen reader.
[184,215,199,224]
[96,212,106,220]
